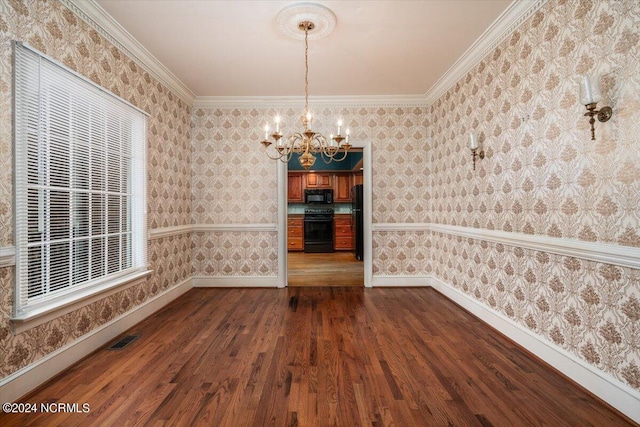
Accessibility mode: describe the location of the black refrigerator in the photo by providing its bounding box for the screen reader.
[351,184,364,261]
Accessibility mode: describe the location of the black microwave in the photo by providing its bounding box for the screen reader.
[305,189,333,204]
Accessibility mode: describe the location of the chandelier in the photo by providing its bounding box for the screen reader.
[260,18,352,169]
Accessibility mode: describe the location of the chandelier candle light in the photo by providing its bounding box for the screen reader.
[261,6,351,169]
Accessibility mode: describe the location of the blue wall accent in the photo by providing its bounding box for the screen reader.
[288,152,363,171]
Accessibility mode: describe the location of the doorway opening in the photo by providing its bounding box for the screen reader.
[281,144,372,287]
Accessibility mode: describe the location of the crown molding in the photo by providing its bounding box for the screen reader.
[59,0,195,105]
[424,0,549,105]
[193,95,428,109]
[59,0,546,110]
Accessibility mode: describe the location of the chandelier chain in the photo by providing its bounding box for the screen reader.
[259,16,351,169]
[304,26,309,116]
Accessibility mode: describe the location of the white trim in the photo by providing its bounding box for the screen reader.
[149,225,193,240]
[428,275,640,424]
[60,0,195,105]
[192,276,279,288]
[424,0,548,105]
[280,142,373,288]
[277,161,288,288]
[373,223,431,232]
[430,223,640,270]
[148,223,280,238]
[11,270,153,334]
[363,142,373,288]
[0,246,15,268]
[193,223,278,233]
[371,275,430,287]
[193,95,428,109]
[0,277,193,403]
[60,0,545,110]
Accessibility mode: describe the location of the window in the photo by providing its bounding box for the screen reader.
[13,42,148,320]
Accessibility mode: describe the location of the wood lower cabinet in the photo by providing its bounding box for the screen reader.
[287,216,304,251]
[334,215,354,250]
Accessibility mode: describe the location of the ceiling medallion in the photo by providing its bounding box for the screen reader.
[275,2,337,40]
[261,3,350,170]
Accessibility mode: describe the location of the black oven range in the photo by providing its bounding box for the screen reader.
[303,208,334,253]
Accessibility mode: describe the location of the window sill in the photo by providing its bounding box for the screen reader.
[11,269,153,334]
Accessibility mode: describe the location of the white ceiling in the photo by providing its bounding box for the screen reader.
[95,0,513,98]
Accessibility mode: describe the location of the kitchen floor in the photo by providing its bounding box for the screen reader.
[287,251,363,286]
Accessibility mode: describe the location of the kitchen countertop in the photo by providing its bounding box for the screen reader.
[288,203,352,215]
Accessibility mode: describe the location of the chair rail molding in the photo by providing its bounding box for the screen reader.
[372,223,430,232]
[193,224,278,233]
[148,225,193,240]
[148,224,278,240]
[0,246,16,268]
[430,223,640,270]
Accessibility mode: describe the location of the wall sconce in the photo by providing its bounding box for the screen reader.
[468,132,484,170]
[580,75,612,141]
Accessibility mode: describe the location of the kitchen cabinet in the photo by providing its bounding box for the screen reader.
[353,172,363,186]
[287,215,304,251]
[334,215,354,250]
[305,173,332,188]
[333,173,353,202]
[288,173,304,202]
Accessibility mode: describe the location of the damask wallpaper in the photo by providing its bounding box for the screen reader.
[0,0,638,405]
[0,0,192,379]
[191,105,430,277]
[429,0,640,390]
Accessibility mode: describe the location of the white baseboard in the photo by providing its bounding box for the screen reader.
[371,275,430,287]
[0,277,193,403]
[428,275,640,424]
[192,276,279,288]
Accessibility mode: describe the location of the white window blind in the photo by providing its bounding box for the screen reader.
[13,42,148,318]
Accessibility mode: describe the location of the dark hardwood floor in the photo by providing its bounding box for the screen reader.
[1,287,635,426]
[288,251,363,286]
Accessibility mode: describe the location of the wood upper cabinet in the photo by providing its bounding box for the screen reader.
[305,173,332,188]
[288,173,304,202]
[353,172,363,186]
[333,173,353,202]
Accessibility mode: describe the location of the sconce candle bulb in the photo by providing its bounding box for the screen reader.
[580,75,602,105]
[468,133,479,150]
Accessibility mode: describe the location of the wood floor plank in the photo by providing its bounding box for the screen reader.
[287,252,363,287]
[1,287,636,427]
